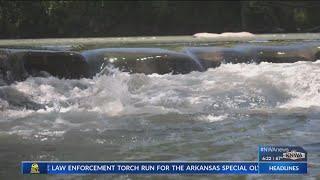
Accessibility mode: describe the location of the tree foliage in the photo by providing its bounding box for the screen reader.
[0,1,319,38]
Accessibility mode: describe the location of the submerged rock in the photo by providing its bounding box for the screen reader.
[184,47,250,69]
[82,48,202,75]
[184,43,320,69]
[1,43,320,84]
[0,50,90,84]
[0,50,29,85]
[23,51,90,79]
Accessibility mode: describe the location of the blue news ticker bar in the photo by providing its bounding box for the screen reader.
[22,162,258,174]
[21,161,308,175]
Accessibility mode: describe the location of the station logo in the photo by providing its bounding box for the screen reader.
[283,150,306,160]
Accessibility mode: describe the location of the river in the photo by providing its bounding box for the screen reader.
[0,35,320,179]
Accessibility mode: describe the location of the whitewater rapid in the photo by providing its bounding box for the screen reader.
[1,60,320,136]
[1,60,320,178]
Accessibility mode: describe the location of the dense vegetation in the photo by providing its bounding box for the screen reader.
[0,1,320,39]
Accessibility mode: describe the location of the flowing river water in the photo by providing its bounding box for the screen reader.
[0,35,320,179]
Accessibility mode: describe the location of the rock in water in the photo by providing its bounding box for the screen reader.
[184,43,320,69]
[184,47,250,69]
[0,50,29,84]
[82,48,202,75]
[0,50,90,84]
[1,43,320,84]
[23,51,90,79]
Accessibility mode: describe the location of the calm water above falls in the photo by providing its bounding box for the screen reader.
[0,37,320,179]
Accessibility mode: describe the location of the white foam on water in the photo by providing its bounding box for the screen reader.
[213,61,320,108]
[5,61,320,114]
[0,109,34,121]
[198,114,228,123]
[1,60,320,138]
